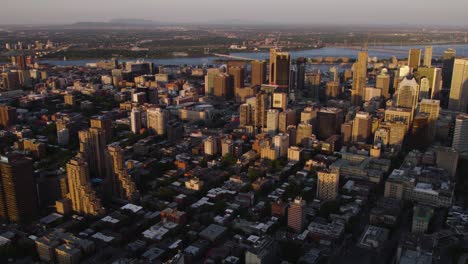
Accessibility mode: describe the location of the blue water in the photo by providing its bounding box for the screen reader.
[41,44,468,67]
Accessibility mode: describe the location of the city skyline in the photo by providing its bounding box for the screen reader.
[1,0,468,26]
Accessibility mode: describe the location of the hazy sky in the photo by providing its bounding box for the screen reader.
[1,0,467,26]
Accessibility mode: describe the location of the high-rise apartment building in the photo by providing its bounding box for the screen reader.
[278,109,296,133]
[90,115,112,142]
[448,59,468,112]
[204,136,218,156]
[288,197,306,233]
[0,105,17,128]
[78,128,107,178]
[147,107,167,136]
[239,103,252,127]
[66,157,104,216]
[452,114,468,153]
[273,133,289,157]
[254,91,270,129]
[269,48,290,86]
[317,169,339,201]
[106,145,139,202]
[130,108,142,134]
[0,155,38,222]
[266,109,280,136]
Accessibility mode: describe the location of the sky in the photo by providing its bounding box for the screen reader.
[1,0,467,26]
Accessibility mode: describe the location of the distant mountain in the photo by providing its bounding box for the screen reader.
[108,18,161,25]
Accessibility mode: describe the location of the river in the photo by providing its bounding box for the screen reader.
[40,44,468,67]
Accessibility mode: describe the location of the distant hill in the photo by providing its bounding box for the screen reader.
[108,18,161,25]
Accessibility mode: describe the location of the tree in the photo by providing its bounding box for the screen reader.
[221,153,237,168]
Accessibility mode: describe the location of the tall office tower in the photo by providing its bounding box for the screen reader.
[412,113,431,146]
[287,197,306,233]
[352,51,368,105]
[376,73,391,100]
[419,99,440,140]
[205,68,221,95]
[239,104,252,126]
[287,125,297,146]
[416,67,442,99]
[64,94,75,106]
[301,106,318,126]
[296,57,306,90]
[251,60,267,86]
[254,91,270,129]
[167,120,184,143]
[79,128,107,179]
[0,155,38,223]
[269,48,291,86]
[317,108,344,140]
[408,48,422,69]
[204,136,218,156]
[379,122,407,146]
[147,107,167,136]
[396,77,420,121]
[452,114,468,153]
[90,116,112,142]
[272,92,288,111]
[66,157,104,216]
[412,205,433,234]
[448,59,468,112]
[442,48,456,89]
[306,70,321,99]
[228,66,245,89]
[278,109,296,133]
[106,145,139,202]
[341,121,353,144]
[384,107,413,131]
[1,72,20,90]
[11,55,27,70]
[214,74,233,99]
[273,133,290,157]
[130,107,142,134]
[374,127,391,147]
[0,105,17,128]
[296,122,313,145]
[289,63,298,101]
[317,169,340,201]
[330,66,339,83]
[424,46,433,67]
[17,70,31,88]
[266,109,279,136]
[352,112,372,143]
[326,81,340,98]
